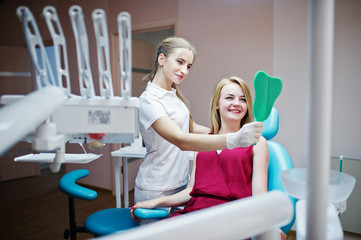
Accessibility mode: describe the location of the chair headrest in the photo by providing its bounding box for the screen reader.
[261,107,279,140]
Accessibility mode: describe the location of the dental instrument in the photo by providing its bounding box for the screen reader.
[42,6,72,97]
[92,9,114,98]
[69,5,95,98]
[16,6,56,88]
[117,12,132,98]
[339,155,343,172]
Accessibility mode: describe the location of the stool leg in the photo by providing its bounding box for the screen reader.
[69,197,77,240]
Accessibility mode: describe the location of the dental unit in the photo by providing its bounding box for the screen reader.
[0,6,138,173]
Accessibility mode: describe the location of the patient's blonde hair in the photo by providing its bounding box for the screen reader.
[209,76,254,134]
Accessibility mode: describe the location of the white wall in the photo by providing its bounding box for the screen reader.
[273,0,308,167]
[177,0,274,132]
[179,0,361,167]
[331,0,361,160]
[177,0,309,167]
[274,0,361,165]
[177,0,361,233]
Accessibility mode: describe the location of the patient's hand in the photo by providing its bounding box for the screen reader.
[130,207,140,222]
[130,199,159,221]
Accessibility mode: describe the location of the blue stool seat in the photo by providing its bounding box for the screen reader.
[85,208,139,236]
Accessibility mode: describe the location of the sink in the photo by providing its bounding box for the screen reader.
[281,168,356,203]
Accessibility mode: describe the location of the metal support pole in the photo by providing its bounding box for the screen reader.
[68,197,77,240]
[115,157,121,208]
[306,0,335,239]
[122,157,129,208]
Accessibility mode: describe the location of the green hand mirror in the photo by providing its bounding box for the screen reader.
[253,71,283,122]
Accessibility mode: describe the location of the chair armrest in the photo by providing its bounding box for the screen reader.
[133,208,169,219]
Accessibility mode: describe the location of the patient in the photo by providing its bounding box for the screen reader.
[131,76,285,239]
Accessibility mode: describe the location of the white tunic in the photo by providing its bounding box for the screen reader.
[136,82,190,191]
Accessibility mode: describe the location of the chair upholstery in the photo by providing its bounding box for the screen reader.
[85,208,138,236]
[263,107,297,233]
[59,169,97,200]
[59,169,139,239]
[133,208,169,219]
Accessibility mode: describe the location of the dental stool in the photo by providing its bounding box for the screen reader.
[59,169,139,239]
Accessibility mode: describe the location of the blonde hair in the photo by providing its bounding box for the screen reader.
[209,76,254,134]
[143,37,197,132]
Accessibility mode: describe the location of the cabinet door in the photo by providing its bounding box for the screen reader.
[0,46,40,181]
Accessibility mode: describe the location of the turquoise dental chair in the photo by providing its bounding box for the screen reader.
[59,169,139,239]
[134,107,297,234]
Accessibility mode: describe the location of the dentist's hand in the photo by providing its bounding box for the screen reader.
[226,121,264,148]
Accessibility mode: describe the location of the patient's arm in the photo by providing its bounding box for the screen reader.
[252,137,286,240]
[252,136,269,195]
[131,153,197,221]
[132,187,192,210]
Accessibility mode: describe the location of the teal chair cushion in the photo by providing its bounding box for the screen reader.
[133,208,169,219]
[262,107,279,140]
[59,169,97,201]
[267,140,297,233]
[85,208,139,236]
[262,107,296,233]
